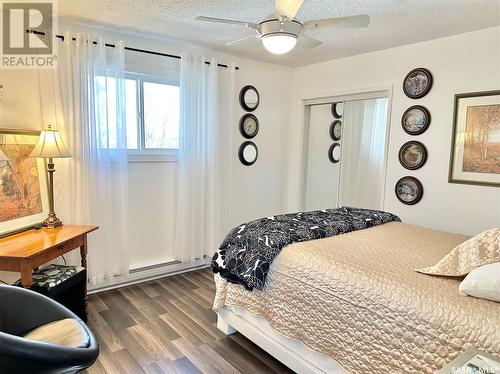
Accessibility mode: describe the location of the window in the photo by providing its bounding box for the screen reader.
[95,75,119,149]
[143,82,180,149]
[95,73,180,153]
[127,74,180,152]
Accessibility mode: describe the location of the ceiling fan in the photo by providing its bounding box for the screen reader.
[195,0,369,55]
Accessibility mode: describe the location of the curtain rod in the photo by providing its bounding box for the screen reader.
[27,29,239,70]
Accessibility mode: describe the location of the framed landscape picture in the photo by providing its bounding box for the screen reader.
[0,129,49,237]
[449,91,500,187]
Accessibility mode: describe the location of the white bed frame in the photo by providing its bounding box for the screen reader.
[216,308,345,374]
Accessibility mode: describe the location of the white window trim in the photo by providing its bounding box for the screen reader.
[125,72,180,163]
[127,151,178,163]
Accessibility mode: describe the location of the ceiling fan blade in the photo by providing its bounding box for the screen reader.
[225,34,259,46]
[303,15,370,30]
[298,34,322,48]
[195,16,258,30]
[275,0,304,20]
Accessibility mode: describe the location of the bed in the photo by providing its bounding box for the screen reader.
[213,222,500,373]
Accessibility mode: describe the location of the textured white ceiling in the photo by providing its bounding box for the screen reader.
[59,0,500,67]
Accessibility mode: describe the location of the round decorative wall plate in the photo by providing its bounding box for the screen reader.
[403,68,433,99]
[331,102,343,119]
[329,120,342,141]
[401,105,430,135]
[399,141,427,170]
[328,143,341,163]
[239,114,259,139]
[239,141,258,166]
[395,176,423,205]
[239,85,260,112]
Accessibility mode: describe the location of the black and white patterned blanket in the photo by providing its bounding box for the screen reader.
[212,206,400,290]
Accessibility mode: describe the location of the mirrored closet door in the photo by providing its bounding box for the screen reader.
[305,103,342,211]
[303,95,389,211]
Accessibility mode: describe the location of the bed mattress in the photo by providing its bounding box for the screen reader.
[213,222,500,373]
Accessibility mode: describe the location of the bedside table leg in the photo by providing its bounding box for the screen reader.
[80,235,87,268]
[80,235,88,321]
[20,262,33,288]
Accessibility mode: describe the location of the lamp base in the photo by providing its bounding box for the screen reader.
[42,213,63,229]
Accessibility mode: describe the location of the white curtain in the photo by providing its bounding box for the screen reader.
[53,33,130,285]
[339,98,389,210]
[174,54,235,264]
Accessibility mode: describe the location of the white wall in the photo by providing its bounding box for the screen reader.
[288,26,500,235]
[0,70,43,130]
[0,19,294,275]
[230,61,293,224]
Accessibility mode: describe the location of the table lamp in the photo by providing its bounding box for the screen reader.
[29,125,71,228]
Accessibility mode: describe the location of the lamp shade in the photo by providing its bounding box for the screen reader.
[0,148,8,161]
[29,127,71,158]
[261,34,297,54]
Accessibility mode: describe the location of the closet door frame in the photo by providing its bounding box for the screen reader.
[297,87,393,211]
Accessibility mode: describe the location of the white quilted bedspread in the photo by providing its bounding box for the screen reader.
[213,222,500,373]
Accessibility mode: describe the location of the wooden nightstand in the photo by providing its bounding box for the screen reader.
[0,225,98,316]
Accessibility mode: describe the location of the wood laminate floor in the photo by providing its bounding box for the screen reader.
[84,267,294,374]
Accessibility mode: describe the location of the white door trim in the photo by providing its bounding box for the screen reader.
[296,85,394,210]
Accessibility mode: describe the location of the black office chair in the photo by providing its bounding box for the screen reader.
[0,284,99,373]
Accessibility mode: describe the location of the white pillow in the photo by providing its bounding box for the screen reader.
[459,262,500,302]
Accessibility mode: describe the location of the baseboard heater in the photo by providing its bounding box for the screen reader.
[88,258,210,294]
[129,260,181,274]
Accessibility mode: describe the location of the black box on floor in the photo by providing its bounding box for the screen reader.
[14,264,87,321]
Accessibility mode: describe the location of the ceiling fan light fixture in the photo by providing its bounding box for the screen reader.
[261,34,297,54]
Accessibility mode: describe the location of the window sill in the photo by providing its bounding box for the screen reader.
[128,153,178,163]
